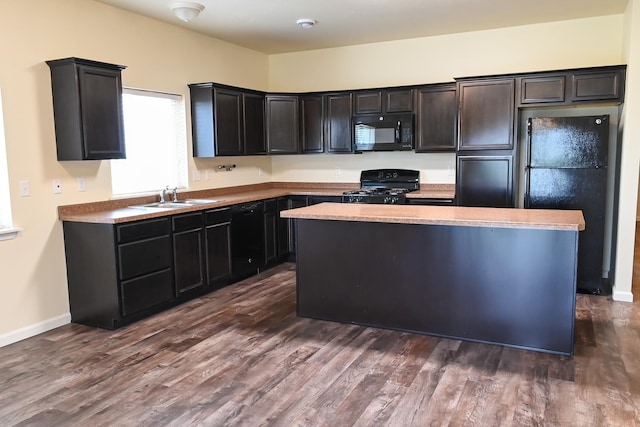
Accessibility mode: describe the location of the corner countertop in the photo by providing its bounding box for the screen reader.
[58,183,455,224]
[280,203,585,231]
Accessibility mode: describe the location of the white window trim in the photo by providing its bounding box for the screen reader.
[0,227,21,241]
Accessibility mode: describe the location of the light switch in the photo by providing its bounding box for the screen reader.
[19,180,30,197]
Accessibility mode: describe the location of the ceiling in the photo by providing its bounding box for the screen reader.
[95,0,629,54]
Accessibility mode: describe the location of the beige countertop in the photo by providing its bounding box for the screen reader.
[59,183,455,224]
[281,203,585,231]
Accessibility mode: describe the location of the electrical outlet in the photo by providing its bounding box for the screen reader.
[447,165,455,177]
[335,165,341,175]
[192,169,201,181]
[206,169,214,180]
[52,179,62,194]
[77,177,86,192]
[258,167,263,176]
[19,180,30,197]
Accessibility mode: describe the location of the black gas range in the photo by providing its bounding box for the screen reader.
[342,169,419,204]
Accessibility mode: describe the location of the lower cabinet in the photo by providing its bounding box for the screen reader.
[63,218,174,329]
[205,207,233,288]
[456,154,514,207]
[263,199,278,266]
[172,212,206,296]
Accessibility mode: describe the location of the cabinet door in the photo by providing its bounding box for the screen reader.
[243,92,266,154]
[276,197,290,259]
[172,213,205,295]
[572,70,624,102]
[77,64,126,159]
[214,88,243,156]
[205,208,232,288]
[325,93,353,153]
[458,79,514,150]
[300,95,325,153]
[385,89,413,112]
[456,155,513,207]
[287,196,308,257]
[266,95,299,154]
[263,199,278,266]
[520,76,566,104]
[353,91,382,114]
[415,84,457,152]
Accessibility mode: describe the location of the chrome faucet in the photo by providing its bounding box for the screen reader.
[159,185,170,203]
[171,187,178,202]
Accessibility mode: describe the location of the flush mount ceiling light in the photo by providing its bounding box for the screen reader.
[296,18,317,29]
[170,2,205,22]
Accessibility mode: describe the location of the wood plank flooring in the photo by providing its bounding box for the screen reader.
[1,260,639,426]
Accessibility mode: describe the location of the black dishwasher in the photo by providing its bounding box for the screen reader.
[231,202,264,279]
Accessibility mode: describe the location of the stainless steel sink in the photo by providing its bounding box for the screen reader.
[128,199,224,210]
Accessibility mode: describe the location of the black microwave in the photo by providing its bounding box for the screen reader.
[353,113,413,151]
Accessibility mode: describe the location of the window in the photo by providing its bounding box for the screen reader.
[111,88,188,196]
[0,89,19,240]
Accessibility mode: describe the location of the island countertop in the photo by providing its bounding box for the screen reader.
[281,203,585,231]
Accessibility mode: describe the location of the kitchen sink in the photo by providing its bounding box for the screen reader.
[129,199,224,210]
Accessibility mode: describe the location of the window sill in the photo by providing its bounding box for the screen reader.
[0,227,22,241]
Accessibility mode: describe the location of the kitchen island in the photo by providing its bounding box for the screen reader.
[281,203,585,356]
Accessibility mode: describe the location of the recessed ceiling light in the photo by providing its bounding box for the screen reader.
[296,18,317,29]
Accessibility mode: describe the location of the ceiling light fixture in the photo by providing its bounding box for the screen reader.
[296,18,317,29]
[170,2,205,22]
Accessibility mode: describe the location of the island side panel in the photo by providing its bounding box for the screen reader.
[294,219,578,355]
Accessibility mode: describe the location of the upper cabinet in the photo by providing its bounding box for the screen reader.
[518,66,626,106]
[414,83,457,152]
[47,57,126,161]
[457,78,515,151]
[266,95,299,154]
[189,83,265,157]
[300,95,325,154]
[353,89,413,114]
[325,92,353,153]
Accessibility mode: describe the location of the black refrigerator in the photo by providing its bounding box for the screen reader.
[525,115,609,294]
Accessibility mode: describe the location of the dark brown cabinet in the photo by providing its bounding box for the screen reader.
[172,212,205,296]
[456,155,513,207]
[353,89,413,114]
[63,218,173,329]
[243,92,266,154]
[189,83,265,157]
[517,66,625,106]
[276,197,291,259]
[300,95,325,153]
[414,84,457,152]
[46,57,126,160]
[263,199,278,266]
[266,95,299,154]
[205,208,232,288]
[325,93,353,153]
[458,78,515,150]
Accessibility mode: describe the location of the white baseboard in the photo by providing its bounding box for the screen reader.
[612,291,634,303]
[0,313,71,348]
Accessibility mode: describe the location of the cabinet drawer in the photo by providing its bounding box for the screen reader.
[172,211,203,232]
[205,207,232,225]
[118,235,171,280]
[117,218,169,243]
[121,268,173,316]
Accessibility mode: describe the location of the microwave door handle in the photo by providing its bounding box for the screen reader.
[395,121,401,143]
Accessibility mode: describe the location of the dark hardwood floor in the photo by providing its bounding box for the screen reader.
[1,259,639,426]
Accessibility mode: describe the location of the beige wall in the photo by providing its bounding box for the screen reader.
[0,1,635,343]
[0,0,270,343]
